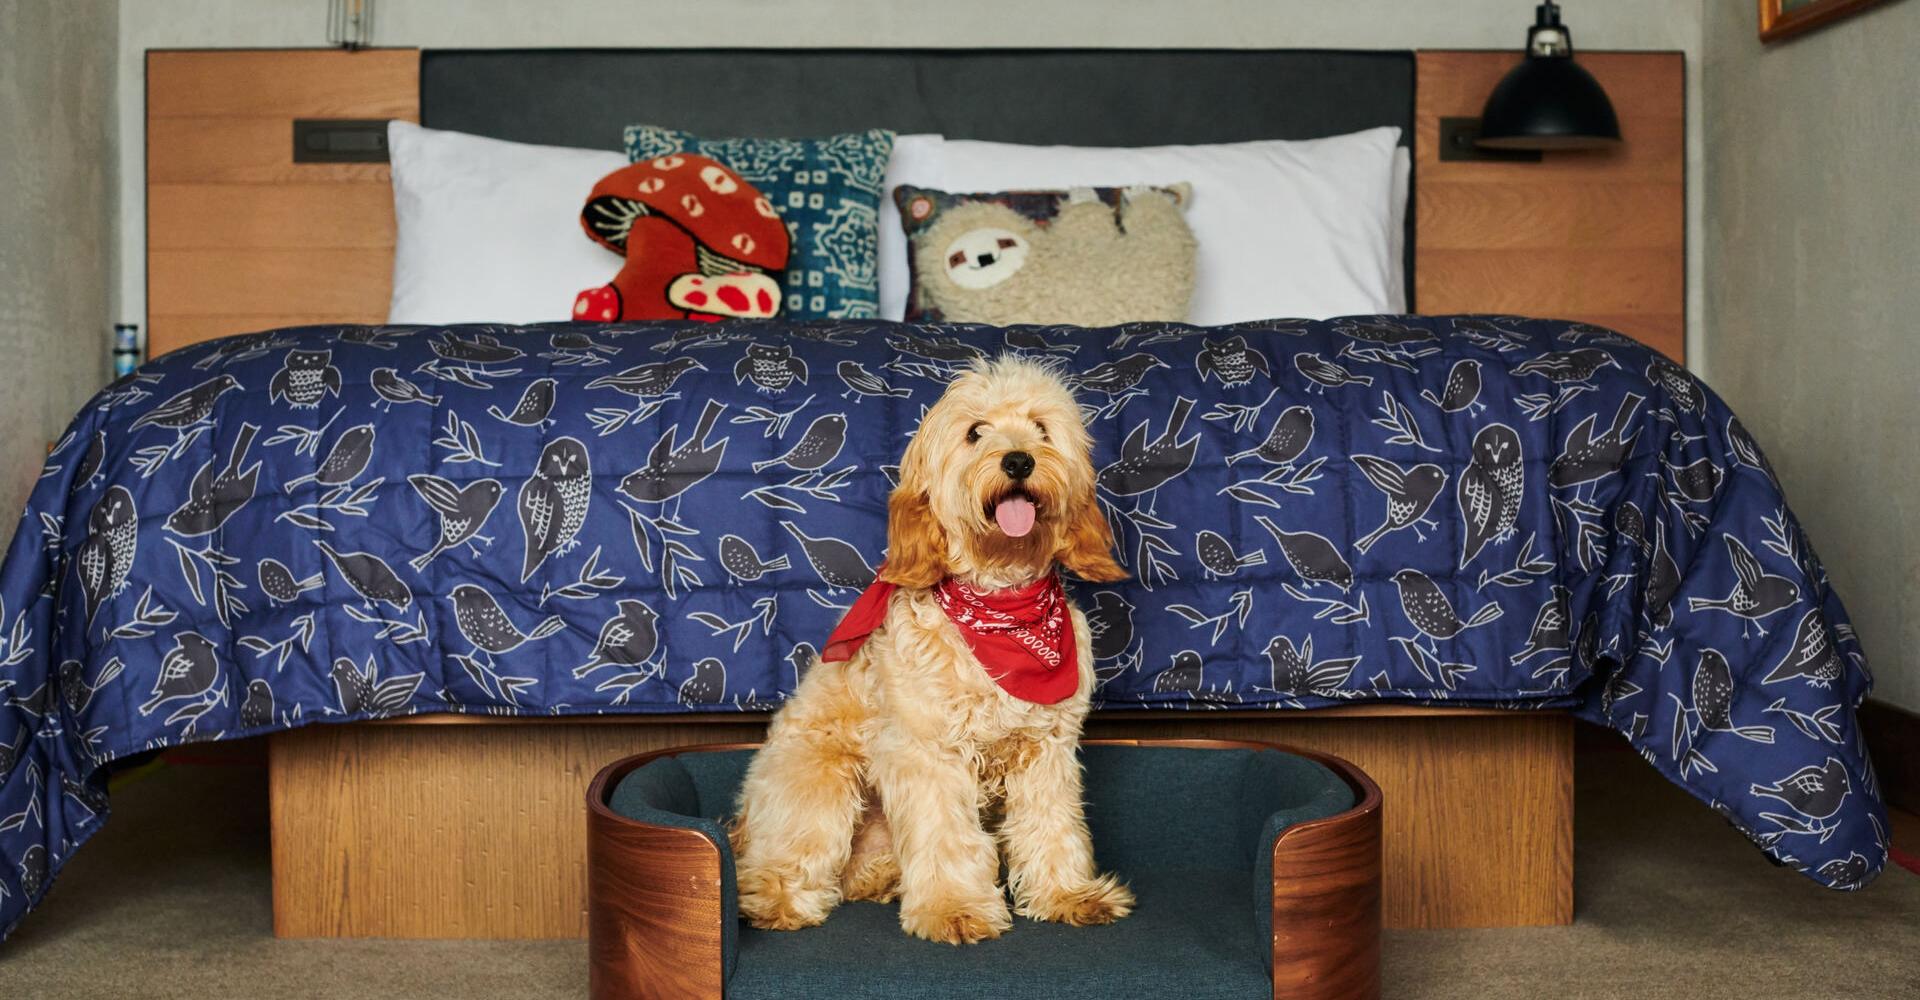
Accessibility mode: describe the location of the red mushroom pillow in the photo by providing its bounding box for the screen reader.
[572,154,791,323]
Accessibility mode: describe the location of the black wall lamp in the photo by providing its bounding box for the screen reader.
[1440,2,1622,162]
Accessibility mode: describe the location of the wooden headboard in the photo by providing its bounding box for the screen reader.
[146,49,419,356]
[1415,51,1685,360]
[145,47,1684,362]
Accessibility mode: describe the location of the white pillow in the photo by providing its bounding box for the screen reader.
[386,121,628,325]
[1388,146,1410,314]
[876,134,946,324]
[881,127,1402,324]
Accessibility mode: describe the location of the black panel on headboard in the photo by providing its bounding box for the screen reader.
[421,48,1416,297]
[423,49,1412,149]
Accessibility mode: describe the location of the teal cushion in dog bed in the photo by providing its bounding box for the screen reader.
[608,744,1355,998]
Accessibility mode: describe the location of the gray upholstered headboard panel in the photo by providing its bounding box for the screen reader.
[421,49,1413,148]
[420,48,1416,298]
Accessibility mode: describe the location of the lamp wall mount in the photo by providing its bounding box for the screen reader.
[327,0,376,51]
[1439,118,1543,163]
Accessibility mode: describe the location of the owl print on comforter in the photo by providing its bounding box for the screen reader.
[0,316,1886,939]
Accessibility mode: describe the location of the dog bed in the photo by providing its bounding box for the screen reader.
[587,739,1382,1000]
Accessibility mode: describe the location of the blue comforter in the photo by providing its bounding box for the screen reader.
[0,316,1886,939]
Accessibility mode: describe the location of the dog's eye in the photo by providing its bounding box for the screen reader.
[1034,420,1049,441]
[948,251,968,269]
[966,421,987,444]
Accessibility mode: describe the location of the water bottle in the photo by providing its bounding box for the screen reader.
[112,324,141,377]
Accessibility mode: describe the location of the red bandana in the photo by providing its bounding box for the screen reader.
[821,573,1079,705]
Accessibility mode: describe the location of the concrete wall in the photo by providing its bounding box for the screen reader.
[0,0,118,536]
[113,0,1706,360]
[1702,0,1920,711]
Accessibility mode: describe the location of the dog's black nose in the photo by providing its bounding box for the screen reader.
[977,252,996,267]
[1001,451,1035,480]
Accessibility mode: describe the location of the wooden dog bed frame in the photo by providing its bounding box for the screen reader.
[583,739,1384,1000]
[268,707,1568,937]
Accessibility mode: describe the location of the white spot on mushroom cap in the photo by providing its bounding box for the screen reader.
[753,196,778,219]
[680,193,704,218]
[731,233,756,256]
[636,176,665,195]
[700,165,739,195]
[652,155,685,170]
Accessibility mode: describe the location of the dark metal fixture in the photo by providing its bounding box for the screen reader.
[1478,2,1622,151]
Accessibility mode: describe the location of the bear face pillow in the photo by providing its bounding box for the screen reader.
[894,184,1196,327]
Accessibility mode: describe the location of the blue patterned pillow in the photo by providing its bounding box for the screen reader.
[623,125,895,320]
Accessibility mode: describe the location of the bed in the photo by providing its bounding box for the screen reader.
[6,47,1867,948]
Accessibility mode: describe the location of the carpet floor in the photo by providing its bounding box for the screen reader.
[1,740,1915,999]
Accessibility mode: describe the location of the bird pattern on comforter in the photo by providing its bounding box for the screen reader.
[0,316,1887,939]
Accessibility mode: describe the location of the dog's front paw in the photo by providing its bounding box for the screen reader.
[899,895,1012,945]
[1020,873,1134,926]
[738,866,838,931]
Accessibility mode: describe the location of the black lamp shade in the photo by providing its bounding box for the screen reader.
[1478,56,1622,150]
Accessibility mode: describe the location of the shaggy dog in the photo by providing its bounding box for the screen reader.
[732,356,1134,945]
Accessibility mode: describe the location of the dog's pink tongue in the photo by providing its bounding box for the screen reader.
[995,496,1037,538]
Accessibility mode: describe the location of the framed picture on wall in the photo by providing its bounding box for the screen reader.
[1760,0,1897,42]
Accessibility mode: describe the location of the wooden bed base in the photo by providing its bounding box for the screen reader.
[268,706,1569,937]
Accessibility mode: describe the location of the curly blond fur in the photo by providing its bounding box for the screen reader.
[732,356,1133,945]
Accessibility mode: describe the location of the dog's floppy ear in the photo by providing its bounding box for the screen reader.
[880,487,949,588]
[1057,500,1128,582]
[878,405,950,589]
